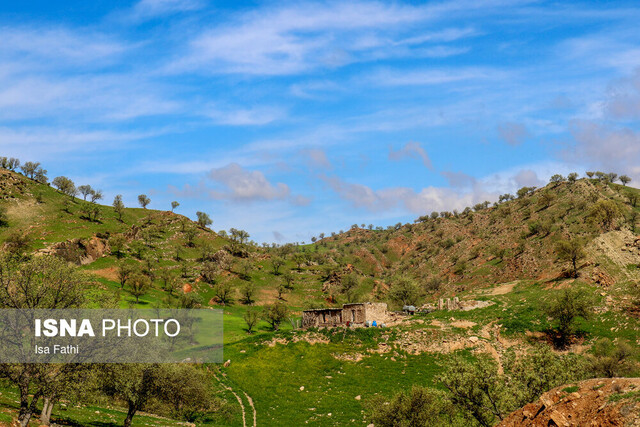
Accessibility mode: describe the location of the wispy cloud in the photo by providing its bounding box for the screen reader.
[369,67,504,86]
[0,26,127,67]
[301,148,333,170]
[497,121,529,146]
[388,142,433,169]
[320,173,495,214]
[167,1,487,75]
[206,105,286,126]
[125,0,204,22]
[566,120,640,180]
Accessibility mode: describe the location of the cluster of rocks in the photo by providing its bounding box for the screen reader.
[38,236,110,265]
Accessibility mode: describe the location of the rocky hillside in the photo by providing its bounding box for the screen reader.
[498,377,640,426]
[319,178,639,299]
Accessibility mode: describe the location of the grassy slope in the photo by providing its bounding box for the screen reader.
[0,170,639,426]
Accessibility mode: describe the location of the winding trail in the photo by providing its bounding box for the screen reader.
[210,369,256,427]
[243,390,257,427]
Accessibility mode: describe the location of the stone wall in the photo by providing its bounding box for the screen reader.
[363,302,388,324]
[302,308,343,328]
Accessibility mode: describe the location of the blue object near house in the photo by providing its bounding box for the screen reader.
[372,320,377,327]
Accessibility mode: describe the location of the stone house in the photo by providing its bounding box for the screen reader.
[302,302,388,328]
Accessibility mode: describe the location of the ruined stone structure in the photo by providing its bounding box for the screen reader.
[302,302,388,328]
[438,297,461,310]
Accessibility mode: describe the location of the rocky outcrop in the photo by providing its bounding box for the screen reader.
[38,236,110,265]
[498,378,640,427]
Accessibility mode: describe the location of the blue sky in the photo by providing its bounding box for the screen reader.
[1,0,640,244]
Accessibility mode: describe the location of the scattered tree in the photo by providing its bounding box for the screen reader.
[367,386,454,427]
[244,308,260,333]
[196,211,212,228]
[215,282,233,305]
[387,276,422,308]
[555,238,585,278]
[240,259,253,280]
[549,174,565,184]
[271,256,285,275]
[567,172,579,183]
[90,189,103,203]
[117,263,135,289]
[52,176,77,198]
[263,302,288,330]
[589,338,637,378]
[589,199,623,230]
[184,228,198,247]
[158,268,177,295]
[109,235,126,258]
[138,194,151,209]
[340,273,360,303]
[544,287,594,348]
[20,161,41,179]
[113,194,125,221]
[619,175,631,186]
[78,184,93,200]
[240,283,255,305]
[128,272,150,303]
[171,201,179,212]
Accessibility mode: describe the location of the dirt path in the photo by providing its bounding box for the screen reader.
[243,391,257,427]
[211,369,256,427]
[480,281,518,295]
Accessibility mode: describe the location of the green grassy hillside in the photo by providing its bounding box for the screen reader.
[0,169,638,426]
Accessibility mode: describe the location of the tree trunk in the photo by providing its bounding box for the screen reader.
[40,396,54,426]
[123,402,137,427]
[18,391,41,427]
[17,378,31,427]
[40,397,50,424]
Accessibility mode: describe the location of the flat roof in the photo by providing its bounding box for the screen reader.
[302,308,343,313]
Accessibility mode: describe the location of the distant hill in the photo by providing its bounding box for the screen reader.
[318,177,639,300]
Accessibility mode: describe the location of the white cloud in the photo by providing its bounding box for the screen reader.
[567,120,640,180]
[512,169,543,188]
[321,174,495,214]
[207,163,290,201]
